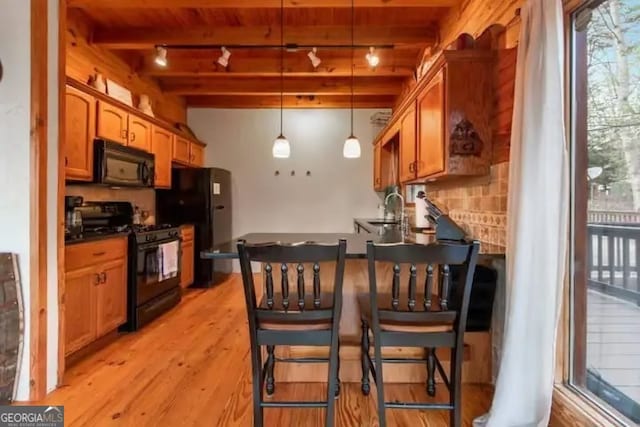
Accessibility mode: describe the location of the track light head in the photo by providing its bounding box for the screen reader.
[307,47,321,69]
[217,46,231,68]
[154,46,168,67]
[366,46,380,68]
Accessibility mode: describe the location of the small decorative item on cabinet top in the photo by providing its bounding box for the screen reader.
[138,94,154,117]
[105,78,133,106]
[450,118,484,157]
[89,72,106,93]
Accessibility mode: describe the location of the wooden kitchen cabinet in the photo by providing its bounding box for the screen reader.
[64,265,97,355]
[180,225,195,288]
[97,101,128,144]
[127,115,152,152]
[173,137,191,165]
[64,236,128,356]
[65,86,95,181]
[371,51,493,184]
[190,143,205,167]
[152,126,173,188]
[417,69,445,178]
[95,258,128,337]
[399,104,417,183]
[373,143,383,191]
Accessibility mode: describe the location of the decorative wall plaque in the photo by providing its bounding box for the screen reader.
[450,118,484,156]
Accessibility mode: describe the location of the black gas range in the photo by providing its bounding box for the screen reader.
[70,201,182,331]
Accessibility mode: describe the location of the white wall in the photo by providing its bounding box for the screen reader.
[188,108,387,237]
[0,0,33,400]
[46,0,59,392]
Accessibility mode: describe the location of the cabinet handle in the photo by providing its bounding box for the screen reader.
[93,251,106,257]
[121,129,128,140]
[100,272,107,284]
[131,132,136,142]
[409,162,414,173]
[64,156,68,167]
[94,273,101,286]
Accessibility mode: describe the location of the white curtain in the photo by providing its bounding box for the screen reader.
[474,0,569,426]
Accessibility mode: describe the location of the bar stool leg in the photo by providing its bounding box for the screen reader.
[266,345,276,396]
[360,320,371,396]
[427,347,436,397]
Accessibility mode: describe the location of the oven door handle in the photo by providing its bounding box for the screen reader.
[137,239,180,251]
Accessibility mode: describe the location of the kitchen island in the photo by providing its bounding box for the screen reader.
[201,222,503,385]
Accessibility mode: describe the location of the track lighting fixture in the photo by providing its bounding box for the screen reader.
[307,47,321,69]
[366,47,380,68]
[154,46,168,67]
[217,46,231,68]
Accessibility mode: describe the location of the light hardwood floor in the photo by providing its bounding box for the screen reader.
[35,274,570,426]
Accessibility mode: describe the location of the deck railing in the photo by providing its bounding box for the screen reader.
[588,210,640,224]
[588,224,640,304]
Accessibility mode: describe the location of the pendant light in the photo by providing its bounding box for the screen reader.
[272,0,291,158]
[343,0,361,159]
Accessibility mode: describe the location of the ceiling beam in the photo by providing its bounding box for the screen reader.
[161,76,404,96]
[69,0,457,8]
[139,50,418,77]
[92,25,436,50]
[185,95,396,109]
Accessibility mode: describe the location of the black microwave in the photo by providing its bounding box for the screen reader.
[94,139,155,188]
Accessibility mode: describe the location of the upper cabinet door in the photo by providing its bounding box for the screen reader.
[399,104,417,183]
[65,86,95,181]
[173,137,191,165]
[417,68,445,178]
[97,101,128,144]
[152,126,173,189]
[127,115,152,152]
[190,143,204,167]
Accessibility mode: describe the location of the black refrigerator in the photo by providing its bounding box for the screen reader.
[156,168,232,287]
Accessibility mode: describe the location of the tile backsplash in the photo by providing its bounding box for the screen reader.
[421,162,509,252]
[65,185,156,224]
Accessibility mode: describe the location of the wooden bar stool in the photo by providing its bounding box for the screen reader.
[237,239,347,427]
[358,240,480,427]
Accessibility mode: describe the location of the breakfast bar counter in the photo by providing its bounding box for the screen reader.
[201,228,503,385]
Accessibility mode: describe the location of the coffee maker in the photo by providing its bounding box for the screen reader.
[65,196,84,240]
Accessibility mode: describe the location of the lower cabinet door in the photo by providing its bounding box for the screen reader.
[95,258,128,337]
[180,239,194,288]
[65,266,97,355]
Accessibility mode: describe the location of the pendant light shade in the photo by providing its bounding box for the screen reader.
[272,0,290,158]
[343,0,361,159]
[343,135,361,158]
[272,134,291,158]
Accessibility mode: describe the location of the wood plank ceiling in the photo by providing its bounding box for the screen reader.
[67,0,458,108]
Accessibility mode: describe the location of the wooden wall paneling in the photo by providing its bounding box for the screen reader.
[58,0,67,386]
[30,0,48,401]
[438,0,524,49]
[65,9,187,124]
[492,47,517,164]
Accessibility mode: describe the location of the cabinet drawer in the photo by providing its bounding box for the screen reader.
[66,237,127,271]
[180,225,195,242]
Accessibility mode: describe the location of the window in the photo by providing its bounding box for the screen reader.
[570,0,640,423]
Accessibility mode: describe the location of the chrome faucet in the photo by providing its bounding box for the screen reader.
[384,191,408,235]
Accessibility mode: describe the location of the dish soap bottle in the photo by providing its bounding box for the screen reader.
[133,206,142,225]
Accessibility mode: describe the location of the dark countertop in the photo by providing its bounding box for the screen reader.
[65,231,130,245]
[201,217,505,259]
